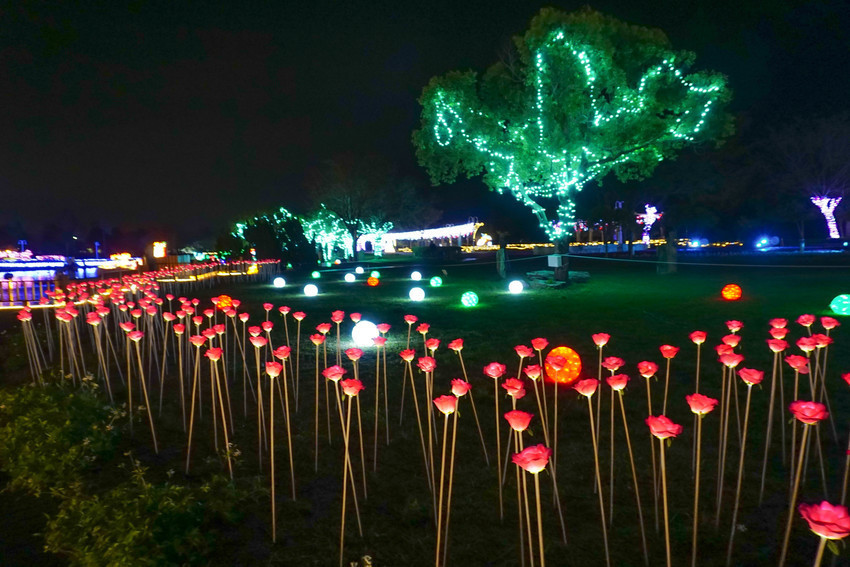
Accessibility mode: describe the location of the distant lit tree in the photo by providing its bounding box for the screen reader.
[413,7,731,248]
[300,204,354,262]
[231,207,312,265]
[760,113,850,243]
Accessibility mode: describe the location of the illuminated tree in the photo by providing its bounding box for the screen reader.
[300,204,354,262]
[413,7,731,247]
[760,113,850,243]
[231,206,313,264]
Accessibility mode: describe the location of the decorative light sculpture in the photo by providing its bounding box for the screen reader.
[830,294,850,315]
[370,270,381,278]
[811,196,843,239]
[429,276,443,287]
[367,277,380,287]
[311,271,321,279]
[273,277,286,288]
[636,205,663,244]
[411,271,422,281]
[544,346,582,385]
[304,284,319,297]
[344,273,356,283]
[508,280,524,294]
[355,266,364,274]
[409,287,425,301]
[351,320,379,347]
[460,291,479,307]
[721,284,742,301]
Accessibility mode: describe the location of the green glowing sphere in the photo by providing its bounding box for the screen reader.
[830,294,850,315]
[311,271,321,279]
[370,270,381,278]
[430,276,443,287]
[460,291,479,307]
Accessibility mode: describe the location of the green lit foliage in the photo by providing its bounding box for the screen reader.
[300,204,354,262]
[231,206,314,265]
[0,382,120,496]
[413,7,731,243]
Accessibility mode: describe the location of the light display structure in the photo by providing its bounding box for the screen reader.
[414,9,730,245]
[636,205,662,244]
[810,196,842,239]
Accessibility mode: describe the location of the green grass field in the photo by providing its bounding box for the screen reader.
[2,251,850,566]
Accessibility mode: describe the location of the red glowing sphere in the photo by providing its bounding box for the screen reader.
[544,346,582,385]
[721,284,742,301]
[367,277,380,287]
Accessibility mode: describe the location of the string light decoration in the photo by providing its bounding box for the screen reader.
[300,204,354,261]
[810,196,843,239]
[635,204,663,244]
[460,291,479,307]
[413,8,730,243]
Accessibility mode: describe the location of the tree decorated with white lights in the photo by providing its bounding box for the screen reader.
[300,204,354,262]
[413,7,731,246]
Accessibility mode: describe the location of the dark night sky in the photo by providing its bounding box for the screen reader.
[1,0,849,244]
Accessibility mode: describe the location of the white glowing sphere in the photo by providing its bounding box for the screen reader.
[273,277,286,288]
[508,280,524,294]
[411,271,422,281]
[355,266,364,274]
[409,287,425,301]
[344,273,356,283]
[351,320,379,347]
[303,284,319,297]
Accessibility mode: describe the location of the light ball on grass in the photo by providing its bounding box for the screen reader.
[303,284,319,297]
[311,271,321,279]
[508,280,524,294]
[355,266,364,274]
[344,273,356,283]
[351,320,379,347]
[430,276,443,287]
[367,276,379,287]
[411,271,422,281]
[830,294,850,315]
[544,346,582,385]
[273,277,286,288]
[409,287,425,302]
[460,291,479,307]
[370,270,381,278]
[721,283,742,301]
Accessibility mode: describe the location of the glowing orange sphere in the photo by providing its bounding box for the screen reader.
[721,284,742,301]
[544,346,582,385]
[216,295,233,310]
[367,277,380,287]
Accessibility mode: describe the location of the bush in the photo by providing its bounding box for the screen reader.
[0,382,120,495]
[44,460,241,567]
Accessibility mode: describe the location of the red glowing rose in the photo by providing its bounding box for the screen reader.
[417,356,436,373]
[433,395,457,415]
[797,314,816,327]
[798,501,850,540]
[451,379,471,397]
[646,415,683,439]
[512,444,552,474]
[345,348,363,361]
[502,378,525,398]
[417,323,430,334]
[785,355,810,374]
[322,365,347,382]
[821,316,840,331]
[813,334,833,349]
[263,303,273,312]
[309,333,325,346]
[205,347,222,361]
[316,322,332,334]
[426,338,440,351]
[173,323,185,335]
[601,356,625,372]
[514,344,533,358]
[637,361,658,378]
[722,334,741,348]
[606,373,629,391]
[248,325,262,337]
[504,410,533,432]
[523,364,542,380]
[531,337,549,351]
[719,353,744,368]
[448,338,464,351]
[797,336,817,353]
[726,320,743,333]
[331,310,344,323]
[689,331,707,345]
[128,330,144,342]
[789,400,828,424]
[293,311,306,321]
[261,321,274,332]
[574,378,599,398]
[659,345,679,359]
[592,333,610,348]
[373,337,387,347]
[376,323,391,334]
[737,367,764,386]
[341,378,364,397]
[686,393,718,415]
[273,346,291,360]
[483,362,507,379]
[404,314,418,325]
[399,349,415,362]
[189,335,206,347]
[278,305,291,315]
[769,317,788,329]
[767,339,788,353]
[249,336,267,348]
[350,312,361,323]
[265,361,283,378]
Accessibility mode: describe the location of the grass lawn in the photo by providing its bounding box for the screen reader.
[2,250,850,566]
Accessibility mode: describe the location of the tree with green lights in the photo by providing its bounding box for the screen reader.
[413,7,732,247]
[231,206,314,265]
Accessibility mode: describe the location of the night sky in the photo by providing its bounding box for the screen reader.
[2,0,849,244]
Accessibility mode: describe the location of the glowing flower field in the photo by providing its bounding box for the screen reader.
[2,256,850,566]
